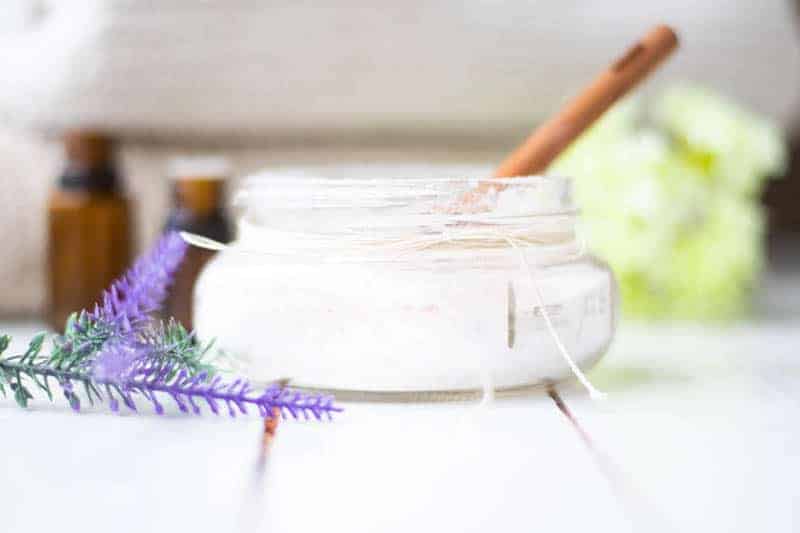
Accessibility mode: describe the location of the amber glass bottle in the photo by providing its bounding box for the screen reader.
[162,158,232,330]
[47,131,133,330]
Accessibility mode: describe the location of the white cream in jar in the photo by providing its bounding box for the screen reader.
[193,167,617,396]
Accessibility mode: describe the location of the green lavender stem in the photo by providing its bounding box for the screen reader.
[0,357,101,408]
[0,359,86,381]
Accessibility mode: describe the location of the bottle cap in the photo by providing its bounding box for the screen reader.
[63,130,114,167]
[168,156,231,215]
[167,156,230,181]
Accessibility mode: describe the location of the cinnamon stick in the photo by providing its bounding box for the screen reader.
[494,25,678,178]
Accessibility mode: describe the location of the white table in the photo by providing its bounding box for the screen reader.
[1,264,799,533]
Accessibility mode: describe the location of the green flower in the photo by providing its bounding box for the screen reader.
[553,84,786,320]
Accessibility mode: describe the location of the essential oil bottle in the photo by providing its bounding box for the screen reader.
[162,157,232,330]
[47,130,133,330]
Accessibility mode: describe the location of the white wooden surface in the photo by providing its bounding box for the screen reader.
[1,265,798,533]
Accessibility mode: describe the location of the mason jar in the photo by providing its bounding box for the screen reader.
[193,167,618,399]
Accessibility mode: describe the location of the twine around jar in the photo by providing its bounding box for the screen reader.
[182,226,605,401]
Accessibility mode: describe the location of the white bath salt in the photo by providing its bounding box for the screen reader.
[193,168,618,395]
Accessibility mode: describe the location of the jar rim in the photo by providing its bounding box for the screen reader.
[222,166,581,266]
[237,172,571,190]
[235,168,574,213]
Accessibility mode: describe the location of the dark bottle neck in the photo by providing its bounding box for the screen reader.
[165,179,231,242]
[58,130,122,193]
[164,210,232,243]
[59,162,121,193]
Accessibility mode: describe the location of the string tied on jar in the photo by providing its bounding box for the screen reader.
[181,222,606,401]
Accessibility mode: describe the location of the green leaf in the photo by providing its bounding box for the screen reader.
[64,312,78,334]
[13,385,31,408]
[82,380,97,405]
[0,335,10,356]
[88,381,103,402]
[20,333,46,363]
[199,338,216,358]
[31,373,53,402]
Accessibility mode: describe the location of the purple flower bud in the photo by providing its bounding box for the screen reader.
[91,232,188,332]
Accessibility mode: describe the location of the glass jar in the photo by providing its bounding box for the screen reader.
[193,167,618,398]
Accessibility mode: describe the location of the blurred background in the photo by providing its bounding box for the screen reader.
[0,0,798,322]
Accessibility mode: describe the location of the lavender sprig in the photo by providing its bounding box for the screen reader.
[48,232,189,373]
[124,367,340,420]
[89,319,215,384]
[90,231,188,332]
[0,334,340,419]
[0,231,342,420]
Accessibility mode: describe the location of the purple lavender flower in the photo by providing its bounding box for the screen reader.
[59,378,81,412]
[90,338,148,384]
[84,332,342,419]
[101,362,341,420]
[0,230,342,421]
[131,371,340,420]
[90,232,187,332]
